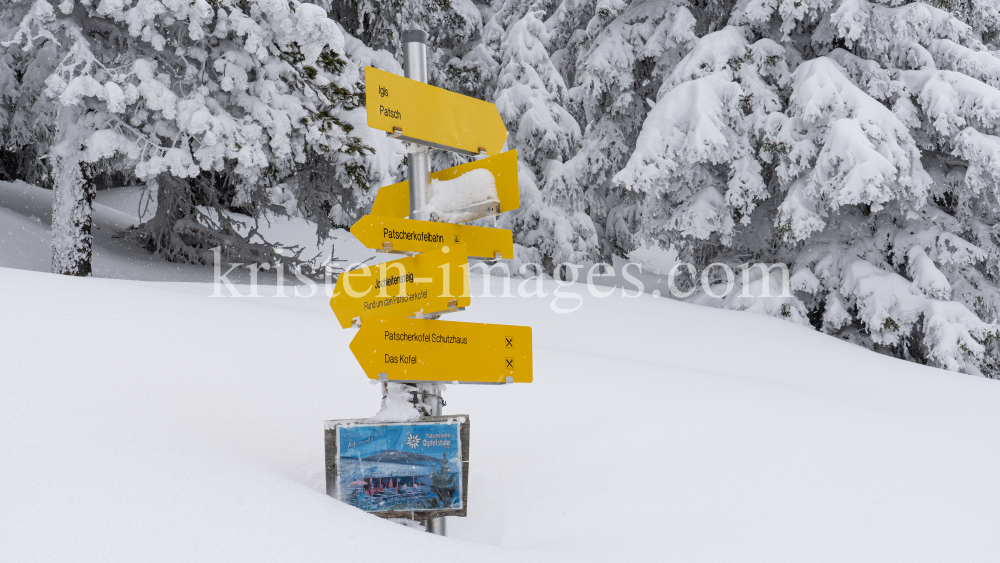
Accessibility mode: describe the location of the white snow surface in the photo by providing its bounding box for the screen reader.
[4,181,1000,561]
[5,271,1000,560]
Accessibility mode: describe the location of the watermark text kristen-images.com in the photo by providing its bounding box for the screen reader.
[209,247,792,313]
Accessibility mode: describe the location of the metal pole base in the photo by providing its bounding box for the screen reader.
[426,517,446,535]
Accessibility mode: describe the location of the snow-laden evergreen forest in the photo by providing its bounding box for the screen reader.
[4,0,1000,375]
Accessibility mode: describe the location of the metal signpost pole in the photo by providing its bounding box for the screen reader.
[401,29,445,537]
[402,30,431,221]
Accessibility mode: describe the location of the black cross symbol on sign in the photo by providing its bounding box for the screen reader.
[504,336,513,348]
[505,357,514,369]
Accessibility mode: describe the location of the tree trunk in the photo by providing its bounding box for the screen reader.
[51,155,96,276]
[143,172,183,252]
[137,172,201,260]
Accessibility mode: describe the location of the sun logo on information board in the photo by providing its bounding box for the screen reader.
[405,433,421,450]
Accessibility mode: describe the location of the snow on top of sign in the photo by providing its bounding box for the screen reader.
[422,168,498,222]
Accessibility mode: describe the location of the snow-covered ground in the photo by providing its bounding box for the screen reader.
[0,181,386,282]
[3,184,1000,562]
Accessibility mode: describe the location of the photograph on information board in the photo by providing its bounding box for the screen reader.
[335,421,463,514]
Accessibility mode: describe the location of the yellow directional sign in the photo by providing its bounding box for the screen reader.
[365,66,508,156]
[329,245,472,329]
[371,150,521,219]
[350,317,533,383]
[351,215,513,260]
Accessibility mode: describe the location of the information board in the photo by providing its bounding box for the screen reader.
[325,416,470,520]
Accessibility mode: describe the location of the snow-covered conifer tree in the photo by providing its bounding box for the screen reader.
[0,0,56,186]
[612,25,784,262]
[7,0,384,273]
[544,0,697,258]
[606,0,1000,374]
[494,10,580,169]
[486,7,600,271]
[323,0,482,99]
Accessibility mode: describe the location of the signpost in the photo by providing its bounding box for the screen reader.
[350,215,513,259]
[350,317,532,384]
[326,28,532,536]
[370,150,521,220]
[329,245,472,329]
[365,66,508,156]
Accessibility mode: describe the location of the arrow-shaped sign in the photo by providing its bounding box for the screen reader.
[365,66,508,156]
[351,215,513,260]
[371,150,521,220]
[329,245,472,328]
[350,317,532,383]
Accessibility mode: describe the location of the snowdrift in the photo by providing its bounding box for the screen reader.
[3,264,1000,562]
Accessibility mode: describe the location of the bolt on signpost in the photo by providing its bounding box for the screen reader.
[325,30,532,536]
